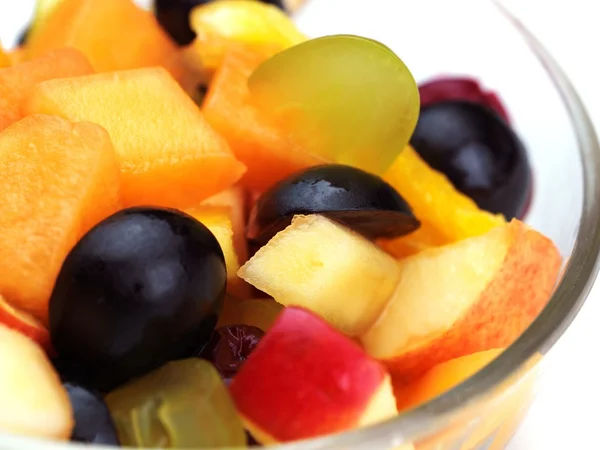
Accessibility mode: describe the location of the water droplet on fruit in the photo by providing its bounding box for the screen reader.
[201,325,265,380]
[49,207,227,392]
[248,35,420,174]
[248,164,420,245]
[410,101,532,220]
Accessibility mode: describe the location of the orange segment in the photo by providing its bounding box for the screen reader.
[25,67,246,209]
[380,146,505,258]
[0,48,94,131]
[394,349,504,412]
[25,0,194,91]
[203,49,326,192]
[0,115,120,322]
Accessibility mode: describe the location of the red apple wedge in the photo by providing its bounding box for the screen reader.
[229,306,399,445]
[361,219,561,382]
[0,324,73,439]
[0,295,52,353]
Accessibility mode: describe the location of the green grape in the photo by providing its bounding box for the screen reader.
[248,34,420,174]
[105,359,246,448]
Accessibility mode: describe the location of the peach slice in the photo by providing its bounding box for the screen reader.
[394,348,504,412]
[361,219,561,382]
[0,324,73,439]
[238,214,402,336]
[229,306,398,444]
[0,295,52,354]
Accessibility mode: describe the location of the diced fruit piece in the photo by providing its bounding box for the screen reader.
[0,295,52,353]
[0,115,120,322]
[248,35,419,175]
[188,0,305,73]
[156,0,294,46]
[201,325,265,380]
[248,164,419,246]
[419,76,510,124]
[0,48,94,131]
[203,48,326,192]
[411,101,532,220]
[0,324,73,440]
[26,67,246,208]
[6,48,27,66]
[394,349,503,412]
[26,0,64,43]
[361,220,561,382]
[239,214,402,336]
[26,0,192,90]
[202,185,248,265]
[380,146,505,258]
[65,382,119,445]
[230,307,397,443]
[218,296,283,331]
[49,207,227,392]
[0,46,10,68]
[105,359,246,448]
[186,205,249,298]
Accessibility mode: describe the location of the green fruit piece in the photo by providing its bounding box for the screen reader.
[105,359,246,448]
[218,296,284,331]
[248,34,420,174]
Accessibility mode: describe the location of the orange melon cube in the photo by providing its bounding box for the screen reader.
[0,48,94,131]
[25,0,194,90]
[203,49,326,192]
[0,115,120,322]
[25,67,246,209]
[0,46,9,68]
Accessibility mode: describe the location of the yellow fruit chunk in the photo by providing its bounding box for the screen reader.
[380,146,506,258]
[186,205,250,297]
[239,214,402,336]
[188,0,305,74]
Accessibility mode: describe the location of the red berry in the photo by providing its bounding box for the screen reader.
[419,76,511,124]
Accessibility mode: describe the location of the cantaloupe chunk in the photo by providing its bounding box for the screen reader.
[26,67,246,208]
[25,0,193,90]
[187,205,251,298]
[0,48,94,131]
[0,115,120,322]
[0,46,9,68]
[203,49,326,192]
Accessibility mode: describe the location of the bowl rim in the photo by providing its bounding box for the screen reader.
[1,1,600,449]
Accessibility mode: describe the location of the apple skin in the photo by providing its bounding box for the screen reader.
[229,306,398,444]
[361,219,561,382]
[0,295,52,353]
[0,323,73,439]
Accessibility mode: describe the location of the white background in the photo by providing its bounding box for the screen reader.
[1,1,599,449]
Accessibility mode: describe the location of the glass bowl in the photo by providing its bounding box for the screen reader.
[0,0,599,449]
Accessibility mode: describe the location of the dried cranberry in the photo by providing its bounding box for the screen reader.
[201,325,264,379]
[419,76,511,124]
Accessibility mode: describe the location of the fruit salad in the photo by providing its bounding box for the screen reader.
[0,0,561,448]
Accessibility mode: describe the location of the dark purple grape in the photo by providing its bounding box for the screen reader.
[248,164,419,246]
[154,0,287,46]
[201,325,264,380]
[410,100,532,220]
[65,382,120,445]
[49,207,227,392]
